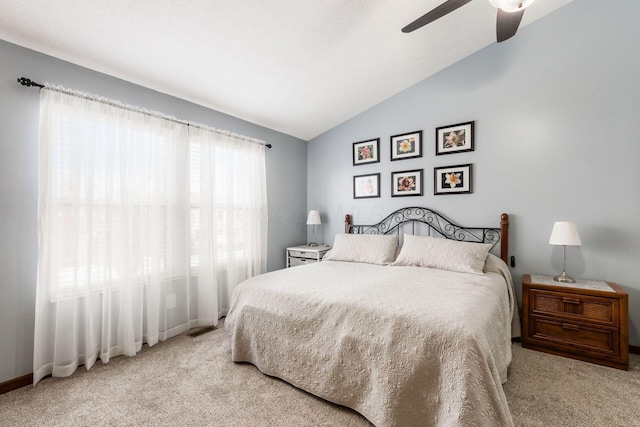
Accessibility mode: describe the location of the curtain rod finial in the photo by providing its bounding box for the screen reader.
[17,77,44,88]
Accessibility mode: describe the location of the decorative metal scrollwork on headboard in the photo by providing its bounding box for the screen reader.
[346,207,506,256]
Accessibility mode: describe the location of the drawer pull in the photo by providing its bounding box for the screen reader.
[562,297,581,305]
[562,323,580,331]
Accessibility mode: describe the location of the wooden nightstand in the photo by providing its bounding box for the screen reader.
[286,245,330,268]
[522,274,628,370]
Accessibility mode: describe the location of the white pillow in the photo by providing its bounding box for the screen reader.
[323,234,398,265]
[392,234,491,275]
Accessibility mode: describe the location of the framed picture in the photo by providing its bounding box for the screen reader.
[390,130,422,161]
[353,138,380,166]
[436,121,474,155]
[353,173,381,199]
[434,164,472,195]
[391,169,423,197]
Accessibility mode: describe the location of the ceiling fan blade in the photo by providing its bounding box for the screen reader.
[402,0,474,33]
[496,8,525,42]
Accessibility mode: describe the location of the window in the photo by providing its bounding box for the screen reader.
[38,89,267,301]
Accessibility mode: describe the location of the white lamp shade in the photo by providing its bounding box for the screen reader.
[549,221,581,246]
[489,0,536,12]
[306,210,321,225]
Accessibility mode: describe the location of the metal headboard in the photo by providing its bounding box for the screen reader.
[345,207,509,265]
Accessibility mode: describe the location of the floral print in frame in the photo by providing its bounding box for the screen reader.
[391,169,423,197]
[434,164,472,195]
[353,173,381,199]
[435,121,474,155]
[390,130,422,161]
[353,138,380,166]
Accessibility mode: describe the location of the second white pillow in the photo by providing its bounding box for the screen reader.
[392,234,491,275]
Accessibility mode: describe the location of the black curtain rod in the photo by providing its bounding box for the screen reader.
[16,77,272,149]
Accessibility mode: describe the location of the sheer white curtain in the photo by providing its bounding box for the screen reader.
[189,127,268,325]
[34,86,267,384]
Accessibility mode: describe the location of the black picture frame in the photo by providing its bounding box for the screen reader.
[435,121,474,155]
[390,130,422,161]
[434,164,473,195]
[353,173,381,199]
[353,138,380,166]
[391,169,423,197]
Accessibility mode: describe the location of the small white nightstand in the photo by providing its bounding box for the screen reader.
[286,245,331,268]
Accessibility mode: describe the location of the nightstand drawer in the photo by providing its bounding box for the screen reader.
[289,257,318,267]
[530,289,616,325]
[529,315,618,356]
[288,250,318,259]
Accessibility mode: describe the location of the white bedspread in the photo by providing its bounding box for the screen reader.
[225,259,517,427]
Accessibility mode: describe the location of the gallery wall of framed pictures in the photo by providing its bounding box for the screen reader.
[351,121,475,199]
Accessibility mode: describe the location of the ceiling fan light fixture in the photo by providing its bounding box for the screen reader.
[489,0,536,13]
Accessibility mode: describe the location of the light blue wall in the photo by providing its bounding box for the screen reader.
[308,0,640,345]
[0,39,307,383]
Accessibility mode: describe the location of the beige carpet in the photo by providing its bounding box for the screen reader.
[1,321,639,427]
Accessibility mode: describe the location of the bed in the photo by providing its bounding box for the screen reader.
[225,207,519,426]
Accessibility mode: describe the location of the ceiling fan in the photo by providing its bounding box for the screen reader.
[402,0,536,42]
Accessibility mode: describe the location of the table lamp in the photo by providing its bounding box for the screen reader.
[549,221,581,283]
[306,210,321,247]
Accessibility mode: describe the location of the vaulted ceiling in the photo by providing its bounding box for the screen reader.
[0,0,573,140]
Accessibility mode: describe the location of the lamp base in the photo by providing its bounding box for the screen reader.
[554,272,576,283]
